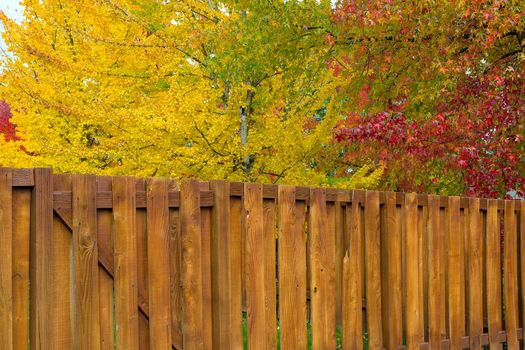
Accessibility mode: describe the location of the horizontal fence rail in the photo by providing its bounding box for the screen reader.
[0,168,524,349]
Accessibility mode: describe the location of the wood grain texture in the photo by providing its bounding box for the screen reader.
[447,196,465,350]
[263,198,277,349]
[342,191,363,350]
[504,200,519,349]
[384,192,402,349]
[12,188,31,350]
[72,175,101,350]
[365,191,383,350]
[309,188,337,349]
[486,200,502,350]
[278,186,307,350]
[521,201,525,350]
[180,180,204,350]
[468,198,483,350]
[201,204,213,350]
[169,206,183,349]
[405,193,423,349]
[210,181,233,349]
[147,178,172,349]
[230,196,244,350]
[244,183,267,350]
[112,177,140,349]
[0,169,13,350]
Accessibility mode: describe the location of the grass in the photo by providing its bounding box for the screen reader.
[242,312,369,349]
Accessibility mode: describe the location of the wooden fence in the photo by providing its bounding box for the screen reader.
[0,167,524,349]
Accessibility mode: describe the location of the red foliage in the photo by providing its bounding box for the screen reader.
[0,100,19,141]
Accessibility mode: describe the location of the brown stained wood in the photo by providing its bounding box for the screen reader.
[180,180,204,350]
[428,195,446,349]
[244,183,267,350]
[278,186,307,350]
[113,177,140,349]
[146,179,172,349]
[521,201,525,348]
[12,188,31,350]
[169,208,183,349]
[263,198,277,349]
[230,197,244,350]
[201,206,213,350]
[365,191,383,350]
[12,168,34,187]
[384,192,402,350]
[486,200,503,350]
[467,198,483,349]
[210,181,240,350]
[447,197,465,350]
[0,169,13,349]
[99,268,115,350]
[309,188,337,349]
[72,175,101,350]
[405,193,423,349]
[343,192,363,350]
[504,200,519,349]
[335,198,345,327]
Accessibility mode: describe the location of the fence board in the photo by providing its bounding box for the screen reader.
[230,196,244,350]
[264,198,277,349]
[147,178,172,349]
[169,206,183,349]
[405,192,423,349]
[343,191,363,350]
[0,169,13,350]
[521,201,525,347]
[12,188,31,350]
[278,186,307,350]
[365,191,383,350]
[309,188,337,349]
[113,177,140,349]
[72,175,101,350]
[201,203,213,350]
[468,198,483,349]
[180,180,204,350]
[504,200,519,349]
[486,200,502,350]
[447,196,464,350]
[244,183,267,350]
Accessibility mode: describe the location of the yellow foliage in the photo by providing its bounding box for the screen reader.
[0,0,381,188]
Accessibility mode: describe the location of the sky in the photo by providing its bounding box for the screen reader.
[0,0,24,52]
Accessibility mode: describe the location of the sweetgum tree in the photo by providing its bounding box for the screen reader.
[332,0,524,198]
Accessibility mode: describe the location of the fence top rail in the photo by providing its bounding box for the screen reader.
[5,167,523,211]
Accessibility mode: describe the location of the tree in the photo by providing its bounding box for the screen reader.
[0,100,18,141]
[331,0,524,197]
[0,0,381,188]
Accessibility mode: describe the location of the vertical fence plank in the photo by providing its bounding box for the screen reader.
[169,196,184,349]
[264,197,277,349]
[180,180,204,350]
[428,195,445,349]
[99,269,114,350]
[343,191,363,350]
[504,200,519,349]
[30,168,55,349]
[245,183,267,350]
[405,193,423,349]
[230,196,244,349]
[468,198,483,349]
[278,186,307,349]
[309,188,337,349]
[72,175,101,350]
[365,191,383,350]
[113,177,140,349]
[447,196,464,350]
[521,201,525,347]
[12,188,31,350]
[0,169,13,350]
[486,200,502,350]
[200,188,213,350]
[146,178,171,349]
[211,181,233,349]
[383,192,402,349]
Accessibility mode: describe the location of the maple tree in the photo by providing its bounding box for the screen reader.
[332,0,525,198]
[0,100,18,141]
[0,0,381,188]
